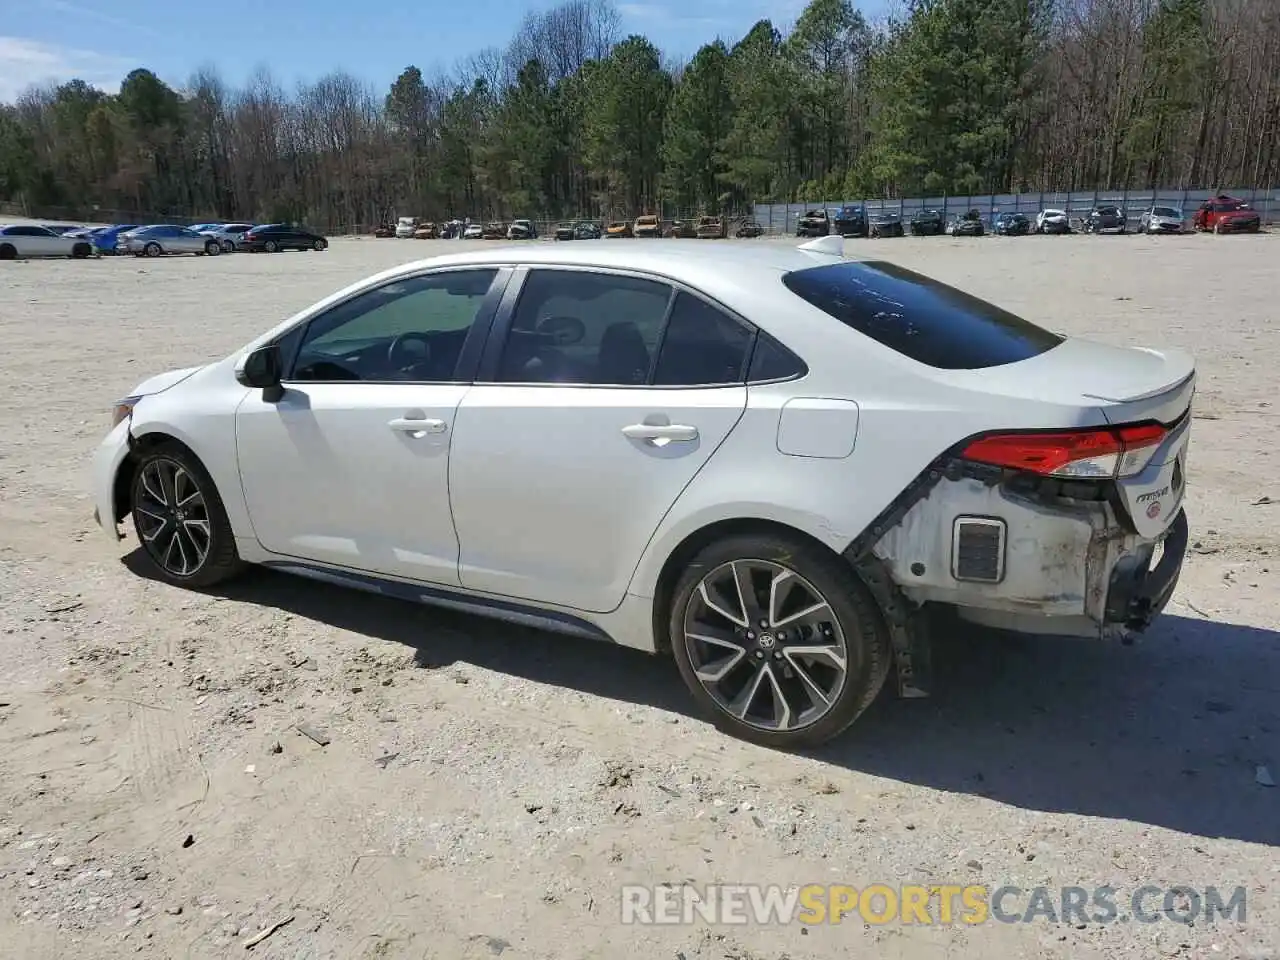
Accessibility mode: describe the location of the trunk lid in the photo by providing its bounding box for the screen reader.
[948,337,1195,426]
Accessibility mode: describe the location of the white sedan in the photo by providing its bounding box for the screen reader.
[92,237,1194,747]
[1035,208,1071,233]
[0,223,97,260]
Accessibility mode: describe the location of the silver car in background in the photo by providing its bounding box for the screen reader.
[1139,205,1186,234]
[197,222,255,253]
[120,225,223,258]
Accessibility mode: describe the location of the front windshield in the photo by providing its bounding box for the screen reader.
[1153,207,1182,218]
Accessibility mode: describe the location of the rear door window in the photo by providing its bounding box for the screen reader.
[781,260,1063,370]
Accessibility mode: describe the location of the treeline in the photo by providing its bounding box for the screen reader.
[0,0,1277,231]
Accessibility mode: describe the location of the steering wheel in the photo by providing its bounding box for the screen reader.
[536,315,586,346]
[387,331,433,373]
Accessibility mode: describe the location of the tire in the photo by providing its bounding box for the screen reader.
[72,242,92,259]
[129,441,242,589]
[145,242,162,258]
[0,243,15,260]
[312,238,327,251]
[668,532,891,749]
[221,240,234,253]
[264,240,279,253]
[205,240,221,256]
[1214,221,1223,234]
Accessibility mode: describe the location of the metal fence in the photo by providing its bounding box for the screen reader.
[753,187,1280,235]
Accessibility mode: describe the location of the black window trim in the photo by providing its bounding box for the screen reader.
[473,263,806,390]
[276,265,512,386]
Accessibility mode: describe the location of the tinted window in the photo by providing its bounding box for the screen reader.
[290,269,497,383]
[497,270,672,385]
[652,293,753,386]
[781,260,1063,370]
[749,332,807,381]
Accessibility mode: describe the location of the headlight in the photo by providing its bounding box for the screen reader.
[111,396,142,427]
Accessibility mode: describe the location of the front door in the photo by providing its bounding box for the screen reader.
[449,267,754,613]
[235,267,507,585]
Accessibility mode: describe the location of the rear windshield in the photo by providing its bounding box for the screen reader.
[781,260,1063,370]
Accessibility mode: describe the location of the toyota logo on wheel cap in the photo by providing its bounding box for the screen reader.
[1147,501,1162,519]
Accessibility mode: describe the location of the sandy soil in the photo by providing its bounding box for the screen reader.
[1,234,1277,960]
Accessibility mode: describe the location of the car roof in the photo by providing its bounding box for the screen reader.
[376,241,854,317]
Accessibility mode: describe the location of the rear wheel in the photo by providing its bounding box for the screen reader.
[205,240,221,256]
[264,239,279,253]
[0,243,15,260]
[221,240,234,253]
[312,238,327,251]
[72,242,92,259]
[669,533,891,749]
[145,242,162,257]
[129,442,242,588]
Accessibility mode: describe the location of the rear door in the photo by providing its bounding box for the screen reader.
[449,267,753,613]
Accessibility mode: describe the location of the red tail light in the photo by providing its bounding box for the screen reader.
[961,423,1167,479]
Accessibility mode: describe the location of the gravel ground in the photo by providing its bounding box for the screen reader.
[1,233,1277,960]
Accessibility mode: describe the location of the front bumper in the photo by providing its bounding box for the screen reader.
[92,418,132,541]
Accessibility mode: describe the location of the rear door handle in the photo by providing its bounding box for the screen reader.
[622,423,698,443]
[389,417,447,436]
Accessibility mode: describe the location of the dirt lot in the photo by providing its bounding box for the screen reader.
[1,233,1277,960]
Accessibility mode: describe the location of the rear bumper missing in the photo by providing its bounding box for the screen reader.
[1104,508,1187,630]
[864,471,1188,640]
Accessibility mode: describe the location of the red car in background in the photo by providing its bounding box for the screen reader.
[1193,195,1262,234]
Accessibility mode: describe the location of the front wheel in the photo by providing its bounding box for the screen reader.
[145,242,162,257]
[669,533,891,749]
[264,240,279,253]
[129,443,242,588]
[312,238,327,251]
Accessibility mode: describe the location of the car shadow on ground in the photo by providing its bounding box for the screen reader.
[127,554,1280,847]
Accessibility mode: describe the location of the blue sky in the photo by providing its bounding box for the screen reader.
[0,0,888,102]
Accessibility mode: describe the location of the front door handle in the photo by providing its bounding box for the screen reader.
[389,417,447,437]
[622,423,698,443]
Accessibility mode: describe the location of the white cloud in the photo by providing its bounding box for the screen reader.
[0,36,134,102]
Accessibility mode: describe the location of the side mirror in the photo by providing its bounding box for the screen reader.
[236,344,283,395]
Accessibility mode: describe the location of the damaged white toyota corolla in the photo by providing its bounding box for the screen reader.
[91,236,1192,748]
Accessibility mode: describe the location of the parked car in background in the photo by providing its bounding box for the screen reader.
[575,221,602,239]
[736,219,764,238]
[633,214,661,238]
[0,223,96,259]
[414,222,440,239]
[94,237,1196,749]
[120,224,223,257]
[795,209,830,237]
[606,221,632,238]
[950,210,986,236]
[695,215,726,239]
[868,212,905,238]
[507,220,537,240]
[833,205,867,237]
[667,218,697,238]
[463,223,484,239]
[1138,205,1185,234]
[372,223,395,238]
[1083,205,1127,234]
[909,209,946,236]
[1193,195,1261,234]
[993,212,1032,236]
[395,217,419,238]
[480,222,507,240]
[240,223,328,253]
[199,222,255,252]
[1035,209,1071,234]
[87,224,140,255]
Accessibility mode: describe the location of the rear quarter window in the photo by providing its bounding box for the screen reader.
[781,261,1063,370]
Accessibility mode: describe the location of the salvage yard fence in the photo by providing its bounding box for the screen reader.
[752,187,1280,234]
